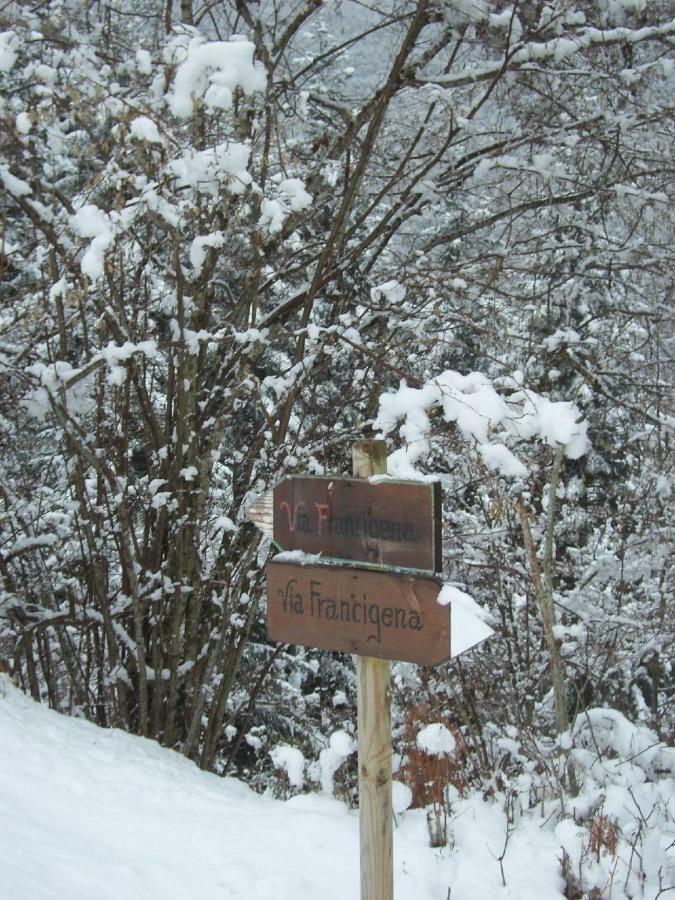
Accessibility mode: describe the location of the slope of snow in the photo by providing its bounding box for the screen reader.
[2,677,672,899]
[0,677,448,899]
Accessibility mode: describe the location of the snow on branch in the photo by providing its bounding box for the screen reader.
[374,371,589,478]
[167,38,266,118]
[0,30,20,72]
[419,17,675,89]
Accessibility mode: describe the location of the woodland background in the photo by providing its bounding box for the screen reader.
[0,0,673,890]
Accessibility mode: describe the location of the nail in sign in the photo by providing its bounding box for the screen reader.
[247,477,442,572]
[266,559,450,665]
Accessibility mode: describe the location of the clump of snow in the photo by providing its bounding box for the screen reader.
[392,780,413,814]
[212,514,236,533]
[258,197,285,234]
[417,723,456,757]
[274,550,323,564]
[70,204,110,238]
[270,744,306,789]
[167,142,252,196]
[572,707,671,776]
[435,371,511,444]
[70,204,115,280]
[135,48,152,75]
[0,163,32,197]
[168,39,266,118]
[189,232,225,275]
[258,178,313,234]
[371,280,406,304]
[279,178,312,212]
[510,388,589,459]
[0,30,20,72]
[317,730,355,795]
[15,111,31,134]
[35,63,57,86]
[375,369,589,478]
[478,442,527,477]
[23,360,93,421]
[543,328,581,352]
[129,116,165,145]
[232,327,269,346]
[100,339,157,385]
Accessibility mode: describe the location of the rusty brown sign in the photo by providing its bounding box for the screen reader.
[248,477,441,573]
[266,558,450,665]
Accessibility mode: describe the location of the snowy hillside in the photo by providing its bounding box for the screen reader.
[1,677,673,899]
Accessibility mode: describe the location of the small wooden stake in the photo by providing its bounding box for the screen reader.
[353,440,393,900]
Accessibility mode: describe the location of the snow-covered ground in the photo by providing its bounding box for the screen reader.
[0,676,672,899]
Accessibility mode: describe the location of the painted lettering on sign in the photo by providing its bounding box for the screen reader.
[266,559,450,665]
[278,577,424,645]
[271,477,442,572]
[276,503,416,542]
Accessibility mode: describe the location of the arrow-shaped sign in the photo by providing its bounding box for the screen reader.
[267,557,449,665]
[248,476,442,573]
[266,558,493,664]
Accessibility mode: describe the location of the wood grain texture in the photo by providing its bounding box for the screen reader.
[266,559,449,664]
[358,654,392,900]
[272,476,441,572]
[354,439,393,900]
[245,489,274,538]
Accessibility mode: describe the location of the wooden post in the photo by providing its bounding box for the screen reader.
[352,440,393,900]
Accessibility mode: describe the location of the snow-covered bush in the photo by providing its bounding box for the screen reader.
[0,1,672,822]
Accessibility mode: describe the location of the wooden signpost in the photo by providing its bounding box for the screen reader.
[247,440,489,900]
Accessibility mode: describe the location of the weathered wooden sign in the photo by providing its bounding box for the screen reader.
[266,558,449,665]
[247,476,442,573]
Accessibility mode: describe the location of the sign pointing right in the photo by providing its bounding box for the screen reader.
[438,584,495,657]
[266,558,494,665]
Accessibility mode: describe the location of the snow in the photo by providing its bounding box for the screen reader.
[0,30,19,72]
[15,111,31,134]
[1,678,673,899]
[168,39,266,118]
[212,514,236,533]
[599,0,647,26]
[279,178,313,212]
[392,780,412,814]
[135,49,152,75]
[0,678,437,899]
[316,730,356,795]
[129,116,165,145]
[270,743,306,788]
[0,163,32,197]
[190,232,225,275]
[478,442,527,478]
[417,723,456,757]
[167,142,252,196]
[258,178,313,234]
[375,370,590,477]
[370,280,406,304]
[70,204,115,279]
[23,360,94,420]
[70,204,110,238]
[259,197,286,233]
[274,549,324,564]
